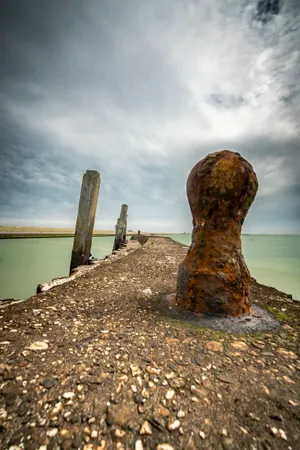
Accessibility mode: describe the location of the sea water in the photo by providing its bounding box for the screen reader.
[0,236,115,301]
[0,235,299,301]
[168,234,300,301]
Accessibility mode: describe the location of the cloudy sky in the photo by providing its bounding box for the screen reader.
[0,0,299,233]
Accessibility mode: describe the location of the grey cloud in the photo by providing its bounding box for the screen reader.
[0,0,299,233]
[208,94,246,108]
[256,0,282,24]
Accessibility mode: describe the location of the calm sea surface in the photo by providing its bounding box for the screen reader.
[0,235,299,301]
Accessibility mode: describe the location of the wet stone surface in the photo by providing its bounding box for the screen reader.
[0,237,299,450]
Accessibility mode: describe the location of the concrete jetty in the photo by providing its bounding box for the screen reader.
[0,237,299,449]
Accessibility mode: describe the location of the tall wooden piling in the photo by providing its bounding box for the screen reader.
[113,204,128,251]
[70,170,100,274]
[119,203,128,240]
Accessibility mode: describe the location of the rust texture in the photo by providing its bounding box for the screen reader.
[176,150,258,317]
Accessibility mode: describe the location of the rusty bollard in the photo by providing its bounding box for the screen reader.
[176,150,258,317]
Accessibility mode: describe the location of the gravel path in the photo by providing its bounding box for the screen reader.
[0,237,299,450]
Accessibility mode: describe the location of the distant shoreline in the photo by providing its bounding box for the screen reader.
[0,226,158,239]
[0,226,299,239]
[0,234,115,239]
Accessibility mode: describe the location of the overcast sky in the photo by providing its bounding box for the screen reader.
[0,0,299,233]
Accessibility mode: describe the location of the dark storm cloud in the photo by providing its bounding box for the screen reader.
[0,0,299,232]
[256,0,282,24]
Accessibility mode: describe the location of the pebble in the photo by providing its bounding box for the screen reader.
[41,378,56,389]
[27,341,48,351]
[140,421,152,435]
[115,429,126,438]
[134,394,143,404]
[52,402,62,415]
[248,412,260,421]
[206,341,223,352]
[156,445,175,450]
[154,404,170,417]
[177,410,185,418]
[199,431,206,439]
[169,378,185,388]
[47,428,58,437]
[252,341,265,349]
[167,419,180,431]
[261,352,274,357]
[270,427,287,440]
[146,367,161,375]
[230,341,248,351]
[165,372,175,380]
[278,429,287,440]
[116,444,125,450]
[0,409,7,419]
[282,376,295,384]
[276,348,297,359]
[135,440,144,450]
[130,364,142,377]
[217,374,233,384]
[165,390,175,400]
[190,385,207,397]
[63,392,75,399]
[131,384,137,393]
[141,388,150,399]
[60,429,70,437]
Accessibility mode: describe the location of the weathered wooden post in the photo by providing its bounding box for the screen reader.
[69,170,100,274]
[113,204,128,251]
[119,203,128,240]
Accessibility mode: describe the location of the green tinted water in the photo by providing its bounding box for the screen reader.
[0,236,115,301]
[0,235,299,301]
[167,234,300,301]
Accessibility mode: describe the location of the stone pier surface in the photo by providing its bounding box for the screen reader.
[70,170,101,274]
[176,150,258,317]
[0,238,299,450]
